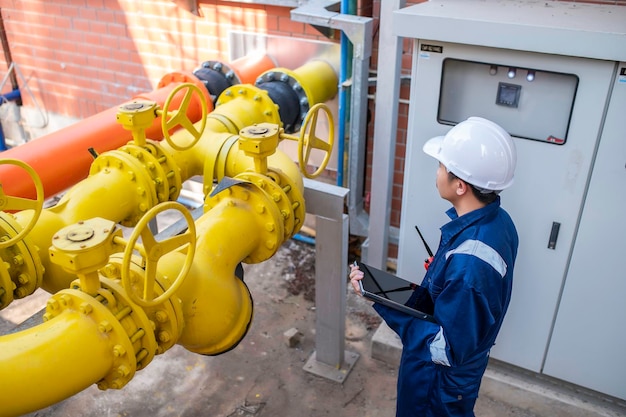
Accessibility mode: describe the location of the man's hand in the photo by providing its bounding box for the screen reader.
[349,262,364,296]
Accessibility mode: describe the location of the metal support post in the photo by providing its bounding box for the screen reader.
[364,0,406,269]
[302,179,358,382]
[291,4,373,237]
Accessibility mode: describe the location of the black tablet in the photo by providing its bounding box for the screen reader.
[357,262,437,324]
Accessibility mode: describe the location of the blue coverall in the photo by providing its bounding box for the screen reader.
[374,197,518,417]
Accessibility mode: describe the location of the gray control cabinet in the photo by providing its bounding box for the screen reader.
[542,64,626,400]
[391,0,626,400]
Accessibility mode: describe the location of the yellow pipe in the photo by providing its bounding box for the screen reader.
[0,131,304,414]
[173,203,259,355]
[0,307,114,416]
[289,59,339,105]
[0,58,336,414]
[13,162,158,294]
[165,85,282,180]
[11,122,300,295]
[7,84,279,296]
[172,173,293,354]
[164,127,304,196]
[5,58,330,268]
[0,179,291,416]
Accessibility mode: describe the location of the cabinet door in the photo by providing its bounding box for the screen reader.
[543,64,626,401]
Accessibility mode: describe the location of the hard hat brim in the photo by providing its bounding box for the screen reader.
[423,136,445,160]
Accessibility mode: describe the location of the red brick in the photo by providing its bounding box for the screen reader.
[78,8,97,21]
[95,8,116,23]
[277,16,306,35]
[89,20,107,34]
[60,5,80,18]
[103,22,125,38]
[85,0,105,9]
[266,14,279,31]
[73,19,90,32]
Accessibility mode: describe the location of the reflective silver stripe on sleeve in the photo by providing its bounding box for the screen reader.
[445,239,507,278]
[430,327,451,366]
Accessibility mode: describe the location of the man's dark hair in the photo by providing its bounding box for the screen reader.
[447,171,498,205]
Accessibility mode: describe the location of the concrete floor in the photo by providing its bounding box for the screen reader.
[2,239,625,417]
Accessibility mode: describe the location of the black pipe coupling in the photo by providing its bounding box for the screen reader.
[255,71,309,134]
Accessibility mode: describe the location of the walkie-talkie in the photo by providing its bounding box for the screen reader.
[415,225,434,270]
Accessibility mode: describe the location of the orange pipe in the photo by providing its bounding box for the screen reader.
[0,71,209,200]
[230,53,276,85]
[0,53,278,201]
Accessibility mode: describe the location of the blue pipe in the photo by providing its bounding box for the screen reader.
[292,233,316,245]
[336,0,353,187]
[0,123,5,151]
[336,43,347,187]
[0,88,22,151]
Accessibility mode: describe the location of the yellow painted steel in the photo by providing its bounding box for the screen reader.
[0,298,116,416]
[213,84,282,132]
[0,59,338,416]
[0,159,44,248]
[0,216,44,308]
[278,59,339,107]
[0,159,45,307]
[159,83,208,151]
[49,217,124,295]
[174,193,262,354]
[120,201,196,307]
[281,103,336,179]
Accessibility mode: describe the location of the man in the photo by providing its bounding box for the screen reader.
[350,117,519,417]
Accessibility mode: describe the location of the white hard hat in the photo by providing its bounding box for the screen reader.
[423,117,517,191]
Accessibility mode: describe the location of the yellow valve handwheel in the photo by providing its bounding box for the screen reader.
[0,159,44,249]
[283,103,334,179]
[121,201,196,307]
[160,82,208,151]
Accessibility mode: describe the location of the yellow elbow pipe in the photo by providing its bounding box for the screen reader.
[0,307,114,416]
[174,189,266,355]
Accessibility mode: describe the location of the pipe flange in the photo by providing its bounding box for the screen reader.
[156,71,210,103]
[214,84,281,127]
[97,276,161,367]
[266,169,306,238]
[100,254,183,355]
[145,141,182,201]
[193,60,241,101]
[0,259,13,309]
[43,288,137,390]
[68,271,160,373]
[237,172,295,241]
[89,145,171,227]
[121,141,182,203]
[119,145,169,205]
[196,60,241,85]
[255,68,310,132]
[0,213,44,304]
[204,179,284,264]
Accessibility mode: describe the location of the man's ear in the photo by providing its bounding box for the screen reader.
[456,179,469,196]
